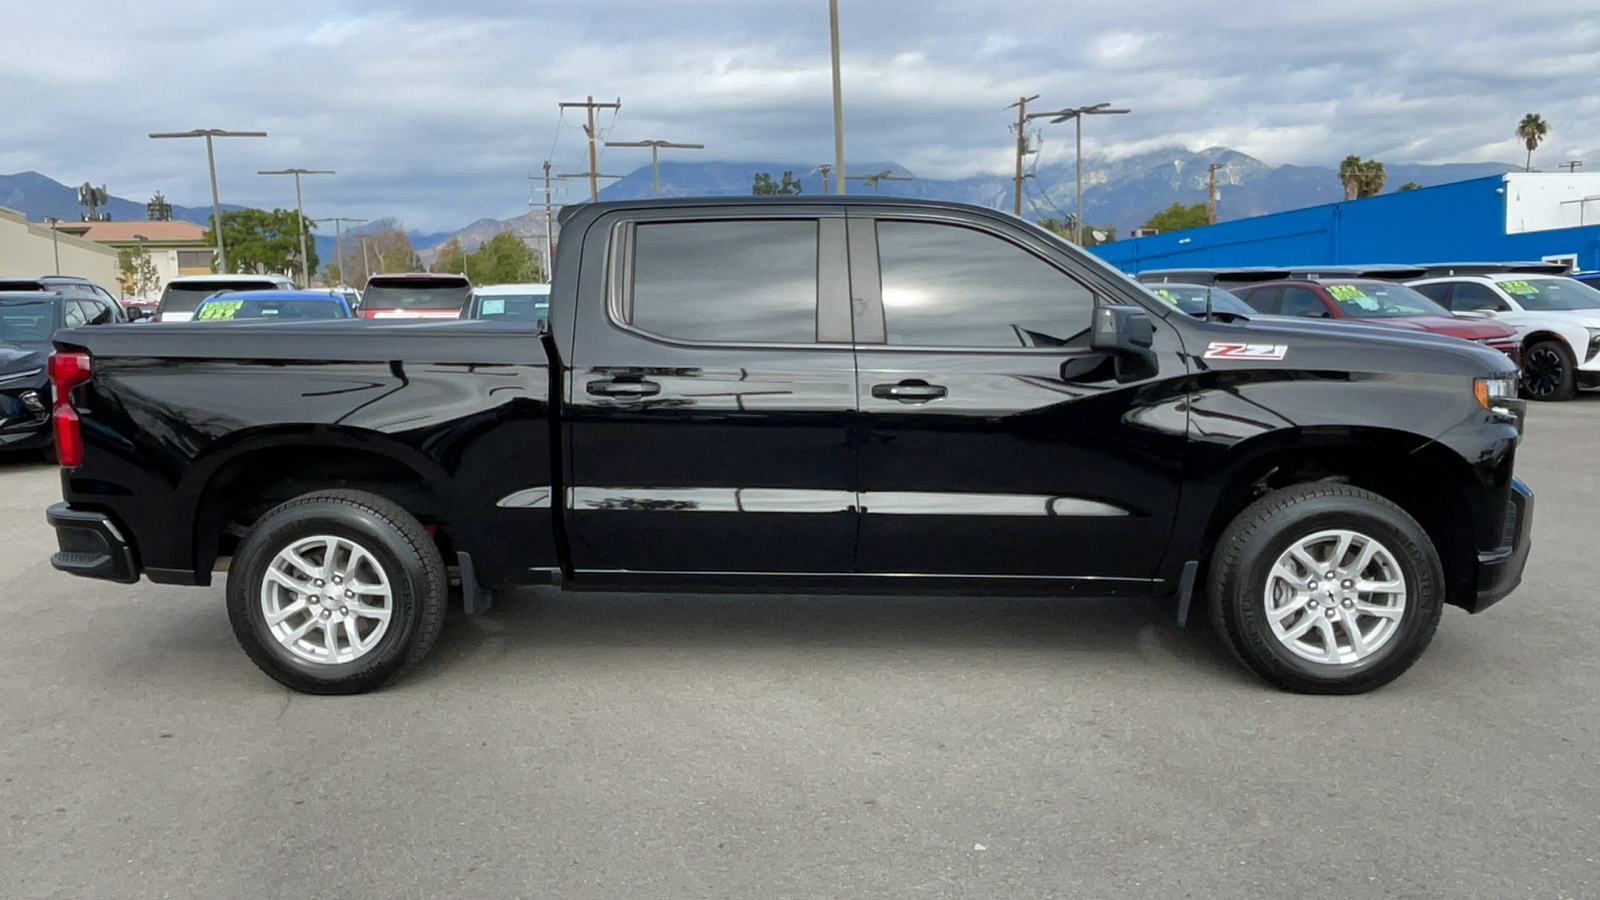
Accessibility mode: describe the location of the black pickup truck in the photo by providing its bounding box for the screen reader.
[44,197,1533,696]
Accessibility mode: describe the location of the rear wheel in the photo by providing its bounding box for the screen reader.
[1521,339,1576,401]
[227,490,446,694]
[1208,484,1443,694]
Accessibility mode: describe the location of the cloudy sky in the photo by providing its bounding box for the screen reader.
[4,0,1597,230]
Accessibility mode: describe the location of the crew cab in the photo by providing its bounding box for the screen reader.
[44,197,1534,697]
[1408,273,1600,401]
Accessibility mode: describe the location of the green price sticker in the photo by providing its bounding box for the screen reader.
[1327,285,1370,302]
[1153,289,1178,306]
[196,301,242,321]
[1500,280,1537,295]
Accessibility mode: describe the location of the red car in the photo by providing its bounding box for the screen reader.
[1231,278,1522,367]
[358,273,472,320]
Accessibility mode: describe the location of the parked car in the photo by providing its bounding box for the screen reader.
[1409,273,1600,400]
[464,283,551,324]
[1,290,124,454]
[0,276,135,319]
[1140,282,1259,320]
[154,274,295,323]
[1229,278,1523,367]
[358,273,471,319]
[1571,272,1600,289]
[192,290,354,322]
[45,196,1531,697]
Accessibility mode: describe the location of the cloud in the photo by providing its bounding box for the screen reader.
[2,0,1595,229]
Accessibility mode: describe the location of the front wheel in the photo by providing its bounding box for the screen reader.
[226,490,447,694]
[1208,484,1444,694]
[1521,339,1577,401]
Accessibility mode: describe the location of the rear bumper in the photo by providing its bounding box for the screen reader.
[1469,479,1533,613]
[46,502,140,584]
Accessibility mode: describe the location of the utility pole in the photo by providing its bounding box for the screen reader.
[313,217,366,285]
[148,128,268,272]
[530,162,569,283]
[558,96,623,201]
[1559,161,1584,173]
[1207,162,1225,225]
[815,164,833,194]
[829,0,847,194]
[43,217,61,274]
[847,171,912,195]
[1026,103,1130,244]
[604,139,705,197]
[258,167,334,286]
[1007,95,1040,216]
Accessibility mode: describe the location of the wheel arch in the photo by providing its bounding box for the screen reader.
[1184,426,1482,612]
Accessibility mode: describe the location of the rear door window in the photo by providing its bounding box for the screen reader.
[624,220,819,343]
[1236,286,1281,314]
[1279,287,1327,317]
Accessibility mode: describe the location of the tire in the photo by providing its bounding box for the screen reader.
[1521,339,1577,401]
[1208,483,1444,694]
[226,490,447,694]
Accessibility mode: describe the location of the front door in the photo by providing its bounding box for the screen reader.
[564,208,860,579]
[848,212,1190,590]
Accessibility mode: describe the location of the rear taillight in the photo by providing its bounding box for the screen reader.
[48,350,92,467]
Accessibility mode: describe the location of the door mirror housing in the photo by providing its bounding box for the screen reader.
[1089,305,1158,383]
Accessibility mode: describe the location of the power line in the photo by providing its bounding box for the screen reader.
[557,96,623,201]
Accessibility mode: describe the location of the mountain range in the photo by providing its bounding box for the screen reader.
[2,148,1519,267]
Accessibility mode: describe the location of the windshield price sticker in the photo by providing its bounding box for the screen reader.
[196,301,242,321]
[1327,285,1370,302]
[480,298,506,315]
[1205,341,1289,361]
[1500,280,1538,295]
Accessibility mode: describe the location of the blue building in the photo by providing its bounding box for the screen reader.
[1091,172,1600,274]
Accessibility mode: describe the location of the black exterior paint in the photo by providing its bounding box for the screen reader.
[48,196,1530,614]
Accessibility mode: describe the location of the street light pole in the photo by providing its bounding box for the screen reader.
[43,217,61,274]
[259,168,334,287]
[603,140,705,197]
[829,0,847,194]
[1025,103,1130,244]
[149,129,268,272]
[313,218,366,286]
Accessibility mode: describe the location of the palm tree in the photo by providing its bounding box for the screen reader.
[1359,159,1386,197]
[1338,155,1363,201]
[1516,113,1549,172]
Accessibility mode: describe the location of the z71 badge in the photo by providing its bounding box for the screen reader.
[1204,342,1289,361]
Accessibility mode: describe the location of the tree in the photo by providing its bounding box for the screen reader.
[204,208,318,277]
[1397,181,1422,192]
[752,171,803,195]
[1142,202,1208,233]
[1338,156,1385,199]
[430,238,467,276]
[468,231,544,285]
[118,247,160,297]
[1516,113,1549,172]
[1036,216,1072,239]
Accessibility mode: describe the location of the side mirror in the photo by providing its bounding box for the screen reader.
[1089,305,1158,383]
[124,307,147,322]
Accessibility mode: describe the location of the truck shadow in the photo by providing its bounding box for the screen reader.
[415,589,1254,689]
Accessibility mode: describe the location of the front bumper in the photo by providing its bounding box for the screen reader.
[46,503,140,584]
[1469,478,1533,613]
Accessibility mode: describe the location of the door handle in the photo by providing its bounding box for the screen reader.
[587,378,661,398]
[872,380,947,403]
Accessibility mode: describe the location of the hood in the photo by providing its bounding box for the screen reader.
[0,344,48,377]
[1348,315,1516,340]
[1203,315,1518,377]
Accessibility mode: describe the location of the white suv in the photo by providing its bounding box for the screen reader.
[1409,274,1600,401]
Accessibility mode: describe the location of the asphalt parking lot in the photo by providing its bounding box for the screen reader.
[3,398,1598,900]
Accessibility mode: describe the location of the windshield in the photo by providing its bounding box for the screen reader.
[362,279,471,311]
[471,293,549,321]
[1322,281,1449,319]
[1498,277,1600,310]
[159,281,281,314]
[1144,284,1257,318]
[195,298,349,321]
[0,300,58,345]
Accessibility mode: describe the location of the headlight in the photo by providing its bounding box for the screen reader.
[1474,375,1518,410]
[19,390,45,413]
[1585,327,1600,363]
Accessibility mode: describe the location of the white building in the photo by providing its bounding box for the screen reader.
[0,207,120,291]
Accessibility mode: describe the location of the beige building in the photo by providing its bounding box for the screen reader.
[51,220,214,299]
[0,207,120,292]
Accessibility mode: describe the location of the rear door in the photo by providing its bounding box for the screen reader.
[562,206,860,579]
[847,210,1190,587]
